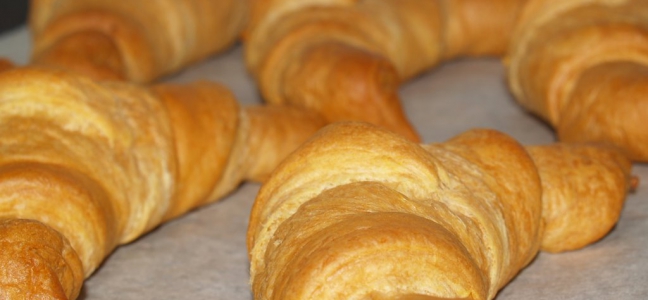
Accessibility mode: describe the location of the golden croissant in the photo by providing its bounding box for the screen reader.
[29,0,249,82]
[244,0,528,141]
[0,67,325,299]
[506,0,648,162]
[246,0,648,162]
[248,122,633,300]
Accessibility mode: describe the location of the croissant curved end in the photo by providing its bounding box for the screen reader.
[0,219,84,300]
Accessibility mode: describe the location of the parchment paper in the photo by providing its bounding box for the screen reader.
[1,26,646,300]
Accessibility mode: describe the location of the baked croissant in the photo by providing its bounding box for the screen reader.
[244,0,528,142]
[506,0,648,162]
[247,122,632,300]
[0,67,325,299]
[29,0,249,82]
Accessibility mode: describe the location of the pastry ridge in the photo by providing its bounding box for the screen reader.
[0,66,325,298]
[248,122,632,300]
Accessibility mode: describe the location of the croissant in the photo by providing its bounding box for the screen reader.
[0,67,325,299]
[247,122,633,300]
[506,0,648,162]
[244,0,528,142]
[29,0,249,82]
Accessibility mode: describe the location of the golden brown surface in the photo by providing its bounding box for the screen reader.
[247,0,648,162]
[245,0,527,142]
[248,122,632,300]
[0,219,83,299]
[506,0,648,161]
[526,144,632,252]
[30,0,249,82]
[0,67,324,298]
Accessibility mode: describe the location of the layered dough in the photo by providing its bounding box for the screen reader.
[30,0,250,82]
[248,122,632,300]
[246,0,648,161]
[244,0,529,141]
[0,67,325,299]
[506,0,648,161]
